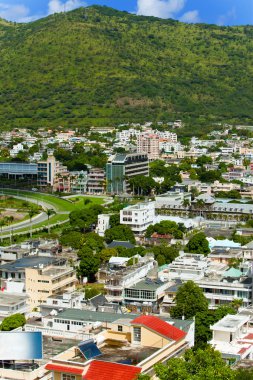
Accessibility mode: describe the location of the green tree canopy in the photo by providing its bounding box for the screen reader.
[69,205,104,232]
[0,313,26,331]
[77,246,100,282]
[104,225,136,244]
[60,231,84,249]
[154,347,235,380]
[170,281,208,320]
[146,220,185,239]
[186,232,210,256]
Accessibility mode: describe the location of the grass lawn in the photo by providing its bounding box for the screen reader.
[0,196,37,210]
[0,190,105,237]
[1,190,105,212]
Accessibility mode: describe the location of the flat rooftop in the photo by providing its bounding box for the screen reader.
[69,343,158,366]
[42,267,71,276]
[127,279,168,291]
[0,256,63,271]
[0,292,27,306]
[55,309,138,323]
[211,314,249,332]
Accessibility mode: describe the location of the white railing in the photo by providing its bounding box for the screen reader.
[25,324,92,341]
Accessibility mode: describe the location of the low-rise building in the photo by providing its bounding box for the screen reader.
[0,292,28,319]
[120,201,155,234]
[87,168,105,194]
[98,257,155,303]
[45,314,193,379]
[210,314,253,363]
[197,266,253,309]
[26,264,76,310]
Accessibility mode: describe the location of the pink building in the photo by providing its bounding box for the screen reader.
[137,134,160,160]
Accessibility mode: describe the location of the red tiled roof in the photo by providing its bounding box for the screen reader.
[239,346,251,355]
[45,363,84,375]
[131,315,186,342]
[243,333,253,340]
[83,361,141,380]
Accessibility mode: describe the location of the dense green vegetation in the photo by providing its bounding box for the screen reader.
[0,313,26,331]
[140,347,237,380]
[1,6,253,130]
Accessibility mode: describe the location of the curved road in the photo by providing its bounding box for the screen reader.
[0,194,63,233]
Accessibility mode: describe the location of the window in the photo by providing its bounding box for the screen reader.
[133,327,141,342]
[118,325,123,332]
[62,375,76,380]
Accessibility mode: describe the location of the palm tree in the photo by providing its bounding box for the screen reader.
[45,208,56,221]
[231,299,243,311]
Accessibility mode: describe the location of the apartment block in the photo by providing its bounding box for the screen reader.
[120,201,156,234]
[25,264,76,310]
[137,133,160,160]
[87,168,105,194]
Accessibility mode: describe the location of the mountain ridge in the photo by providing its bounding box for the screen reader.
[0,5,253,130]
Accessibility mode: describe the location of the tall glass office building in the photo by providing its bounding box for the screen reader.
[106,153,149,194]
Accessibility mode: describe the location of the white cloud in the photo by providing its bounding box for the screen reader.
[180,10,200,23]
[217,7,236,26]
[137,0,186,19]
[48,0,87,15]
[0,2,37,22]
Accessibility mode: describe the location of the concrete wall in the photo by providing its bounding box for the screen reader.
[135,326,170,349]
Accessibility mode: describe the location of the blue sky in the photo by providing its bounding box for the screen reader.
[0,0,252,25]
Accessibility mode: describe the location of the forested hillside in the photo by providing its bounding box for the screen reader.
[0,5,253,130]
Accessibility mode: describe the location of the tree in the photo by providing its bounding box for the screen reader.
[182,199,190,209]
[105,225,135,244]
[170,281,208,320]
[84,198,92,206]
[195,305,236,349]
[60,231,85,249]
[69,205,104,232]
[186,232,210,256]
[109,213,120,228]
[153,347,235,380]
[82,232,105,252]
[153,244,179,264]
[77,247,100,282]
[0,313,26,331]
[99,248,118,263]
[196,155,212,166]
[145,221,184,239]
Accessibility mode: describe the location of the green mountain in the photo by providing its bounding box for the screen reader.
[0,5,253,130]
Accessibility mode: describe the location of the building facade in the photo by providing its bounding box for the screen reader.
[106,153,149,194]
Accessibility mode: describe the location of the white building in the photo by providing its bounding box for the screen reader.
[99,258,155,303]
[197,266,253,309]
[210,314,253,363]
[96,214,111,237]
[155,192,192,208]
[167,253,209,281]
[120,201,156,234]
[10,143,24,157]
